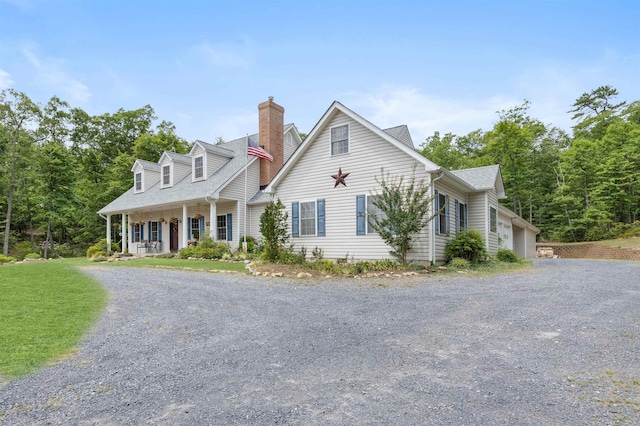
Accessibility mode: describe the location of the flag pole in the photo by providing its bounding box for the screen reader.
[243,134,248,252]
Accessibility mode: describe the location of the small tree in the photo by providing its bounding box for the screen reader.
[369,167,437,265]
[259,198,290,262]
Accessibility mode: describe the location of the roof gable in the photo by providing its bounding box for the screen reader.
[131,159,160,173]
[190,140,235,158]
[450,165,506,198]
[265,101,439,192]
[158,151,191,165]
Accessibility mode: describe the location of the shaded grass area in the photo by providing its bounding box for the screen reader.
[104,257,247,273]
[598,237,640,250]
[0,259,106,379]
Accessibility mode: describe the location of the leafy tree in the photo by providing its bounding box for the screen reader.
[0,89,41,256]
[259,199,290,261]
[369,167,436,265]
[569,85,626,139]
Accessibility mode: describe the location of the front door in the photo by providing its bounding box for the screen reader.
[170,222,179,251]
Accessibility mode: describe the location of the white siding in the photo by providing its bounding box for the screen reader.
[284,131,298,162]
[498,210,514,251]
[173,162,191,183]
[247,204,267,239]
[219,160,260,244]
[467,192,486,240]
[487,190,499,254]
[131,164,159,192]
[207,154,230,177]
[433,180,467,263]
[273,111,431,261]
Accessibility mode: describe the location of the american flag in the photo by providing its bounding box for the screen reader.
[247,136,273,162]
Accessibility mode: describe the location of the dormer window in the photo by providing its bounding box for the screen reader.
[194,156,204,179]
[162,165,171,187]
[135,172,142,192]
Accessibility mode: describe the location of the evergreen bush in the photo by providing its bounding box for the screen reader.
[445,230,487,264]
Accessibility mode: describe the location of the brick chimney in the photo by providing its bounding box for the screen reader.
[258,96,284,188]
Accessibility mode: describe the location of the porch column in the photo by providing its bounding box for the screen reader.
[209,200,217,241]
[106,215,111,253]
[121,213,127,253]
[182,204,189,248]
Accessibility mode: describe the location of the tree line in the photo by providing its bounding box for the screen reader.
[419,86,640,242]
[0,89,189,257]
[1,86,638,257]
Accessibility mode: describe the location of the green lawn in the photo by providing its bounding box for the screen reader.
[0,256,245,379]
[0,259,106,379]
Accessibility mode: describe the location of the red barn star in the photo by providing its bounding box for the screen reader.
[331,167,350,188]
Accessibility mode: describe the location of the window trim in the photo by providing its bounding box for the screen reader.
[455,200,468,233]
[217,214,227,241]
[435,191,450,235]
[330,124,349,156]
[134,171,143,193]
[490,206,497,233]
[366,194,386,234]
[161,164,172,188]
[299,200,317,237]
[190,217,201,240]
[193,155,205,181]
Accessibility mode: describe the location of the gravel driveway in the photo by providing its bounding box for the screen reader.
[1,259,639,425]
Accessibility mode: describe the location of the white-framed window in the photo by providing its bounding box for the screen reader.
[135,172,142,192]
[133,224,141,242]
[300,201,316,236]
[490,206,497,233]
[150,221,159,241]
[456,201,468,233]
[217,215,227,241]
[331,124,349,155]
[366,195,386,234]
[162,165,171,187]
[435,191,449,235]
[194,156,204,179]
[191,217,200,240]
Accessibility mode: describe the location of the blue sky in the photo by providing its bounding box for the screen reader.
[1,0,638,145]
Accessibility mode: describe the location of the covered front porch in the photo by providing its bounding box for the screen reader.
[105,199,242,254]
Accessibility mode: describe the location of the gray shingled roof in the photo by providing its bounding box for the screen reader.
[162,151,192,165]
[99,135,259,215]
[383,125,414,148]
[450,165,500,190]
[247,190,273,205]
[134,159,161,172]
[193,140,235,158]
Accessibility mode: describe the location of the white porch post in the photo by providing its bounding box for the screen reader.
[122,213,127,253]
[106,215,111,253]
[209,200,217,241]
[182,204,189,248]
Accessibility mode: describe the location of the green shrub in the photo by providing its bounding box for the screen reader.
[445,229,487,264]
[0,255,17,264]
[448,257,471,269]
[24,253,41,259]
[238,235,257,253]
[86,239,121,258]
[56,243,86,258]
[496,248,519,263]
[372,259,399,271]
[178,237,230,259]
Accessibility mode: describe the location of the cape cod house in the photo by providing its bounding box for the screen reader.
[98,98,539,262]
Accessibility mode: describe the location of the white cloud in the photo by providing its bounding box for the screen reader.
[343,85,520,144]
[0,69,14,89]
[181,39,253,70]
[20,44,92,103]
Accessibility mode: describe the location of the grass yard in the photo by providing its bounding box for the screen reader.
[0,259,107,379]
